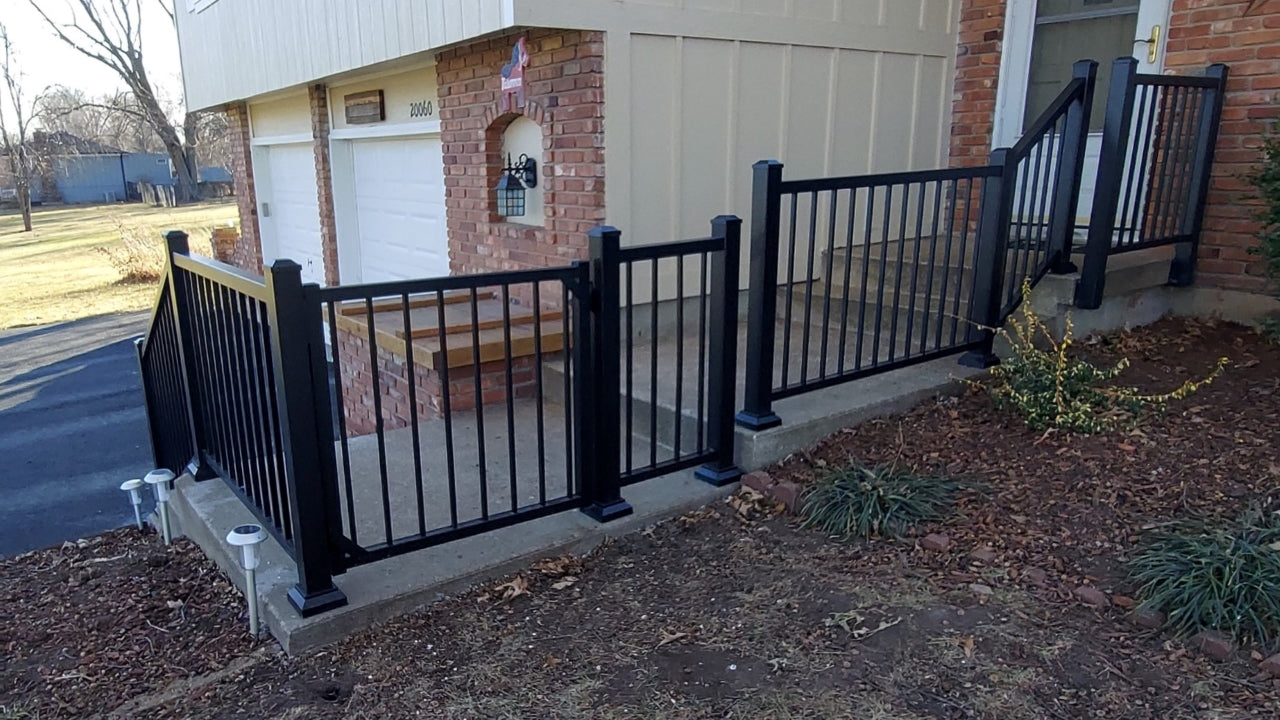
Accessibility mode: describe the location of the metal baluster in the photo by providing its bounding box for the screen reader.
[919,180,944,355]
[561,283,574,498]
[673,254,685,460]
[401,293,426,537]
[364,297,393,546]
[818,189,838,378]
[936,178,960,350]
[696,251,708,453]
[799,191,818,383]
[468,288,488,520]
[780,193,799,390]
[532,283,547,506]
[854,186,875,370]
[1120,84,1157,249]
[904,181,927,358]
[649,258,659,469]
[836,188,857,374]
[325,301,358,544]
[950,177,976,347]
[871,185,892,366]
[501,285,519,514]
[625,261,633,475]
[888,183,910,362]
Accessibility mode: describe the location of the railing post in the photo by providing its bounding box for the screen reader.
[581,227,634,522]
[735,160,784,431]
[164,230,215,480]
[960,148,1015,369]
[1076,57,1139,309]
[1170,63,1229,287]
[1048,59,1099,274]
[696,215,745,487]
[265,260,348,616]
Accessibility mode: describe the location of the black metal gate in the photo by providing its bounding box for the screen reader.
[137,219,742,617]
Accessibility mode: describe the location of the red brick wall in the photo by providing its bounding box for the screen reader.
[225,102,263,274]
[309,84,341,285]
[436,29,605,275]
[951,0,1007,168]
[336,326,538,437]
[1163,0,1280,291]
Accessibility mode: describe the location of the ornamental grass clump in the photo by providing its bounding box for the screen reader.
[1127,508,1280,650]
[981,280,1226,434]
[798,462,957,540]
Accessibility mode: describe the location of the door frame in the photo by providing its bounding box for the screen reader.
[992,0,1173,149]
[328,120,444,284]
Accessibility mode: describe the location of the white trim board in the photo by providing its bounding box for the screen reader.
[250,133,314,147]
[330,121,442,141]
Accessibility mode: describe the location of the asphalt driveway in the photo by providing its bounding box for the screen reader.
[0,312,154,557]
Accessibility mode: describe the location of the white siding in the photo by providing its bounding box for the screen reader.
[603,0,959,276]
[176,0,514,110]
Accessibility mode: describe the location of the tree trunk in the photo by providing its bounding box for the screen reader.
[17,184,31,232]
[129,65,201,204]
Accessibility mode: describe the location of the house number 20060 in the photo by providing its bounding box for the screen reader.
[409,100,435,118]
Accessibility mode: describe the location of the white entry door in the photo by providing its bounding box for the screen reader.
[260,142,325,285]
[997,0,1174,221]
[348,136,449,283]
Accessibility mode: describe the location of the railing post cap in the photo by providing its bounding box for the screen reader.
[269,258,302,271]
[588,225,622,238]
[712,214,742,224]
[753,159,783,168]
[164,229,189,240]
[1072,59,1099,76]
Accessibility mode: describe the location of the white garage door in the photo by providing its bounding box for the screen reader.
[261,143,325,285]
[351,136,448,283]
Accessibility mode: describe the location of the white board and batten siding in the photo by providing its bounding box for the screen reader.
[177,0,515,111]
[514,0,961,295]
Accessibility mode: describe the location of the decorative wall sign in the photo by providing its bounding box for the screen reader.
[500,37,530,113]
[344,90,386,124]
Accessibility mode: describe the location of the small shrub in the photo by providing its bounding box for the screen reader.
[96,218,214,284]
[1247,132,1280,283]
[980,280,1227,434]
[798,462,957,540]
[1127,508,1280,649]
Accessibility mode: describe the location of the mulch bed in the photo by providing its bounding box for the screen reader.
[3,316,1279,719]
[0,530,263,718]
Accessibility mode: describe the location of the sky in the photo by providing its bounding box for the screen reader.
[2,0,183,124]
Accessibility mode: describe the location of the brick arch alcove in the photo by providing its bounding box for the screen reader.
[436,28,606,276]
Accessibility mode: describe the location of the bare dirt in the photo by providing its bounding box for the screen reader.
[3,316,1279,719]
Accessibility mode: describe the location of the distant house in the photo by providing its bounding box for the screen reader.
[0,131,232,206]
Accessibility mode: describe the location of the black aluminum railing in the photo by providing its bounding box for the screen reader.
[136,274,195,475]
[314,265,596,564]
[736,61,1098,429]
[144,232,347,617]
[592,216,741,489]
[139,223,744,617]
[1077,58,1229,307]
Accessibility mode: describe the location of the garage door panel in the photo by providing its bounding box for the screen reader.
[351,137,448,283]
[265,143,325,285]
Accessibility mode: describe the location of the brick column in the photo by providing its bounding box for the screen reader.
[950,0,1007,168]
[436,29,606,275]
[309,83,341,286]
[1163,0,1280,292]
[225,102,263,274]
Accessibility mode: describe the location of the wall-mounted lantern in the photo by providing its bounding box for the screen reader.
[495,153,537,218]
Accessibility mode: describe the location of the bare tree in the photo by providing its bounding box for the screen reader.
[40,86,164,153]
[28,0,202,202]
[0,22,42,231]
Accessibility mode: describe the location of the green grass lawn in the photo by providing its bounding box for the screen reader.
[0,201,239,329]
